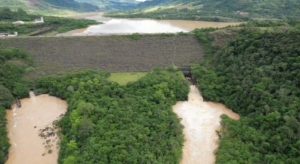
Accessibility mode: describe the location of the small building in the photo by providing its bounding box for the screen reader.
[0,32,18,37]
[0,33,9,37]
[12,17,44,25]
[235,11,249,17]
[33,17,44,24]
[13,20,25,25]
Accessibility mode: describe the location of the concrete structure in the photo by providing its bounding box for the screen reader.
[0,35,204,74]
[0,32,18,37]
[12,17,44,25]
[33,17,44,24]
[13,21,25,25]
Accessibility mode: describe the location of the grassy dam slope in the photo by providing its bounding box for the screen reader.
[0,35,203,75]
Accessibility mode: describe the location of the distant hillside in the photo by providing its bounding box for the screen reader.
[0,8,98,36]
[109,0,300,21]
[43,0,99,12]
[0,0,99,14]
[0,0,28,10]
[75,0,137,10]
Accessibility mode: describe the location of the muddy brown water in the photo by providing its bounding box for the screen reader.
[6,92,67,164]
[5,86,238,164]
[61,13,241,36]
[173,85,239,164]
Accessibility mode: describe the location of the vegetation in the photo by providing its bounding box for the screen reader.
[192,25,300,163]
[0,0,99,13]
[44,0,99,12]
[109,0,300,21]
[0,48,33,163]
[108,72,147,85]
[37,69,189,163]
[0,0,28,11]
[107,9,238,22]
[0,49,188,164]
[0,8,98,36]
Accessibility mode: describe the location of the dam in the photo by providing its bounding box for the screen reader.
[0,35,204,76]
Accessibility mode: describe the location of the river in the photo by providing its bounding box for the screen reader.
[5,86,239,164]
[6,92,67,164]
[173,85,240,164]
[59,13,241,36]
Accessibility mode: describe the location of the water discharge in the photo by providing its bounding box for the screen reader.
[173,85,239,164]
[6,92,67,164]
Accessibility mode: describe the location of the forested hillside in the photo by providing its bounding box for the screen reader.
[110,0,300,21]
[0,0,136,13]
[0,0,99,14]
[37,69,189,163]
[0,49,33,163]
[44,0,99,12]
[0,8,97,36]
[0,0,28,11]
[75,0,137,10]
[192,27,300,163]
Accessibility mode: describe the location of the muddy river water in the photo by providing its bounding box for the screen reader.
[60,13,241,36]
[6,92,67,164]
[173,85,240,164]
[6,86,238,164]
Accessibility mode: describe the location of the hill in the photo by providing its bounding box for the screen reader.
[192,22,300,163]
[0,8,98,36]
[0,0,140,14]
[109,0,300,21]
[43,0,99,12]
[75,0,137,10]
[0,0,99,14]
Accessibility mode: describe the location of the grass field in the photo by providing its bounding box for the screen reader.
[108,72,147,85]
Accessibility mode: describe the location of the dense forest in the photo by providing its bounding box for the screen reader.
[192,27,300,163]
[0,49,32,163]
[0,8,97,36]
[37,69,189,163]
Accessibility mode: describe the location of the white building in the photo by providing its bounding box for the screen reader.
[33,17,44,24]
[13,20,25,25]
[0,32,18,37]
[12,17,44,25]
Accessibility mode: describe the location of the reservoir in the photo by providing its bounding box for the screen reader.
[61,13,241,36]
